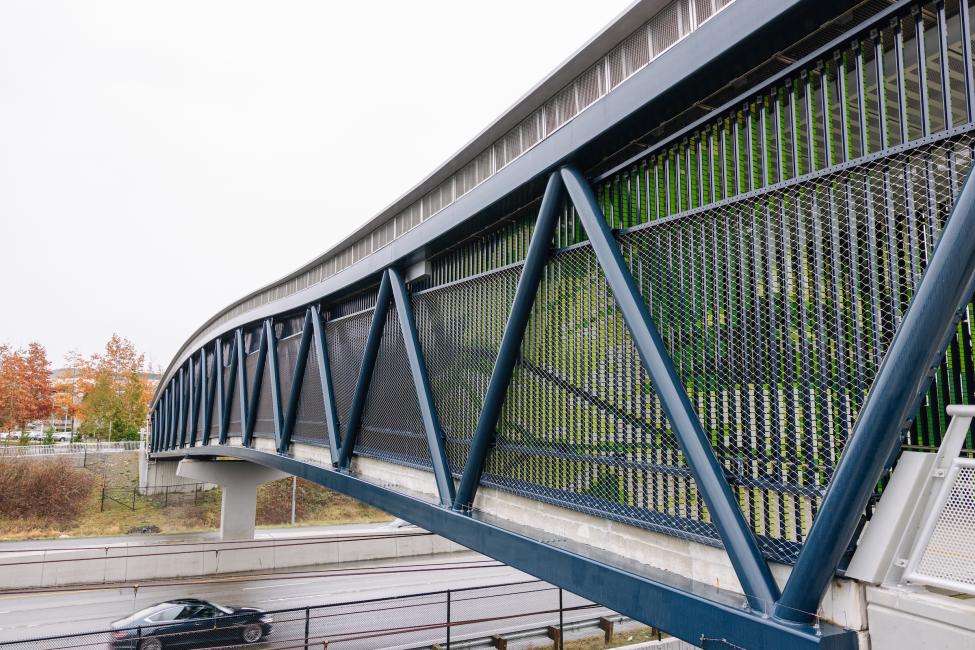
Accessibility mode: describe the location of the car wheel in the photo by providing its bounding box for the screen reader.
[138,638,163,650]
[241,624,263,644]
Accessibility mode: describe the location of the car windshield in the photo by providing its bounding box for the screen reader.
[210,603,234,615]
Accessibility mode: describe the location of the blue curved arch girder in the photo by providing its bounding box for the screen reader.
[150,443,855,650]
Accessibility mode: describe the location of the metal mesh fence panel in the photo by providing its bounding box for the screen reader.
[294,333,328,445]
[253,350,276,439]
[226,360,241,437]
[356,307,431,469]
[483,135,975,564]
[326,309,373,444]
[484,243,715,547]
[413,266,521,473]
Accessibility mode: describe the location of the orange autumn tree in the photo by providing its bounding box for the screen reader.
[69,335,152,441]
[0,343,54,434]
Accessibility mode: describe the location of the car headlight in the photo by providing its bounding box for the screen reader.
[259,614,273,624]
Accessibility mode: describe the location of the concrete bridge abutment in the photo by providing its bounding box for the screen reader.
[176,458,289,540]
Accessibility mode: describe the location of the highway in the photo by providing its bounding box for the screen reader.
[0,550,608,648]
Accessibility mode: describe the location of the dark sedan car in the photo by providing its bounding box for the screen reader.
[110,599,273,649]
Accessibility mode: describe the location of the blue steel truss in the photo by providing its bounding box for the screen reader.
[147,1,975,646]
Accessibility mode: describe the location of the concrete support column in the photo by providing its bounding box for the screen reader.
[176,459,289,540]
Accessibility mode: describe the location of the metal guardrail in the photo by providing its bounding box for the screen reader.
[0,442,141,457]
[0,580,651,650]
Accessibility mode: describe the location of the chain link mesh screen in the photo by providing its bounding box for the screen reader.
[294,334,327,444]
[413,267,521,472]
[356,307,431,469]
[484,136,975,564]
[326,309,373,447]
[226,357,241,436]
[253,350,276,439]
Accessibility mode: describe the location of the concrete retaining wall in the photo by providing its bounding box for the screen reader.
[0,530,464,589]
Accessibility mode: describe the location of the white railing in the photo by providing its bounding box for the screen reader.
[847,405,975,596]
[0,441,141,458]
[904,458,975,593]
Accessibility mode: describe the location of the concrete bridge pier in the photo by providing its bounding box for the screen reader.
[176,459,289,540]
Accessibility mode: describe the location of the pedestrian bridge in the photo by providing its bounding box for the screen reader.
[148,1,975,647]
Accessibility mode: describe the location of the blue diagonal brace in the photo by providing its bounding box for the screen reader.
[202,344,216,445]
[219,335,237,444]
[560,164,780,614]
[389,267,456,507]
[454,172,564,510]
[338,271,394,468]
[243,324,269,447]
[188,354,199,447]
[168,385,176,449]
[311,304,343,464]
[776,166,975,622]
[177,367,186,448]
[265,319,284,449]
[280,309,315,454]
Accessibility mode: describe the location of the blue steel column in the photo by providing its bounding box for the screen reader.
[151,405,158,451]
[202,345,215,445]
[265,319,284,449]
[454,172,564,510]
[280,309,314,453]
[389,267,456,506]
[311,304,343,464]
[167,384,176,449]
[235,329,249,443]
[220,336,237,443]
[188,355,198,447]
[177,367,186,448]
[243,324,268,447]
[158,390,165,450]
[161,389,168,449]
[337,272,393,469]
[776,167,975,623]
[560,164,780,614]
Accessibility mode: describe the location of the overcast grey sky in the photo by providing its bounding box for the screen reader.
[0,0,631,370]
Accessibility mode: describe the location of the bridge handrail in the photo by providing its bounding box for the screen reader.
[0,441,141,457]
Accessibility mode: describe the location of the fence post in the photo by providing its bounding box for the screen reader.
[446,589,451,649]
[131,487,136,511]
[558,588,564,650]
[304,607,310,648]
[100,482,106,512]
[164,486,169,507]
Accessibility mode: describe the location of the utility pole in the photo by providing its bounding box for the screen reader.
[291,476,297,525]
